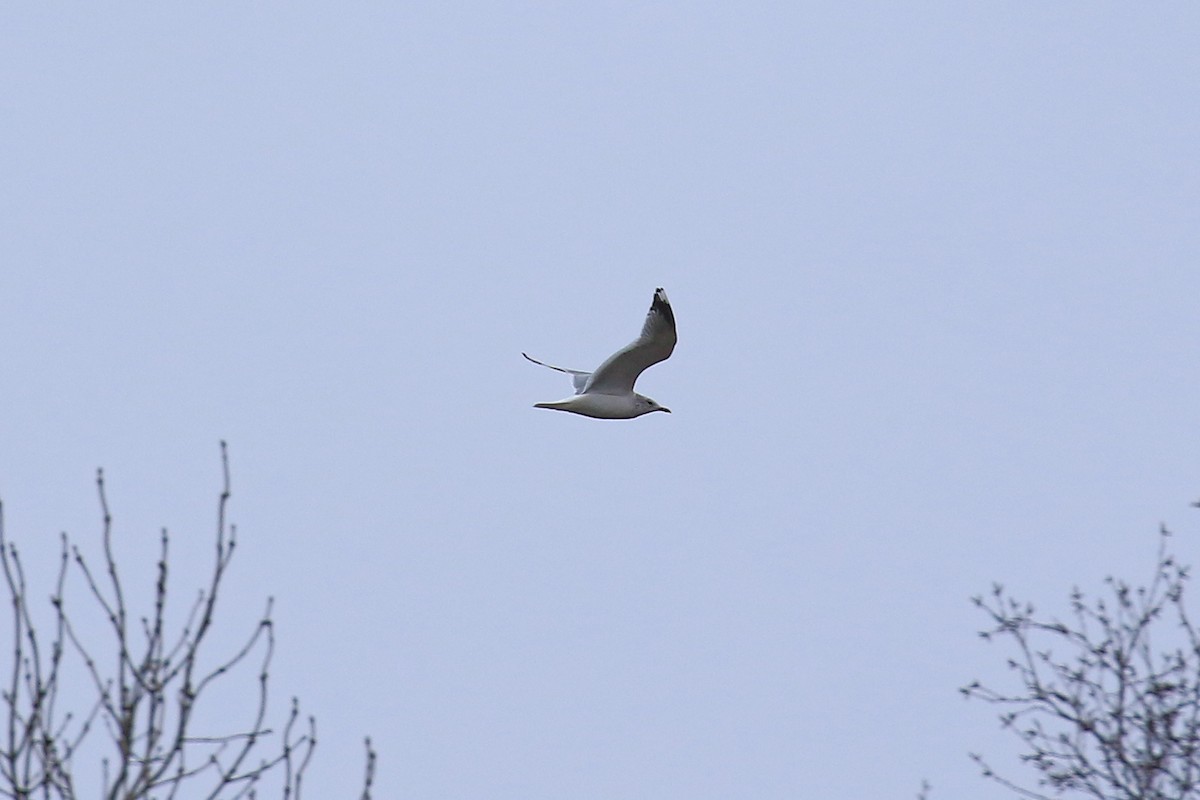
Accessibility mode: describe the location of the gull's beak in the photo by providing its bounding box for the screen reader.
[660,407,672,413]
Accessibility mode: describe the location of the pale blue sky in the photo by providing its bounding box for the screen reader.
[2,4,1199,797]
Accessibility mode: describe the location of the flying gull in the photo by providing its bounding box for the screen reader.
[524,287,676,419]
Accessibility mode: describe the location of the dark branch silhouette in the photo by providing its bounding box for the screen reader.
[1,442,375,799]
[963,524,1200,800]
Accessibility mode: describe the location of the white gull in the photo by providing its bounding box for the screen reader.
[523,287,677,419]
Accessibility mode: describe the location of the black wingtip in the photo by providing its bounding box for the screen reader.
[650,287,674,326]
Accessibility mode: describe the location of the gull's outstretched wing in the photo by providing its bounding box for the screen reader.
[583,287,676,395]
[522,353,591,395]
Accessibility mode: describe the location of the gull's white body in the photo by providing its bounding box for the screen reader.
[524,288,677,420]
[533,393,655,419]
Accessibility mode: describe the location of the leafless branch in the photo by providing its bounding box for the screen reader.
[0,443,374,798]
[964,525,1200,800]
[360,738,376,800]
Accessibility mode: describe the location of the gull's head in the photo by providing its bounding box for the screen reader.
[634,394,671,416]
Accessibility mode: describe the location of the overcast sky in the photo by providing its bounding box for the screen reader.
[2,4,1199,798]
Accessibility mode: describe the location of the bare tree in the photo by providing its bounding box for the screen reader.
[963,523,1200,800]
[1,442,375,799]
